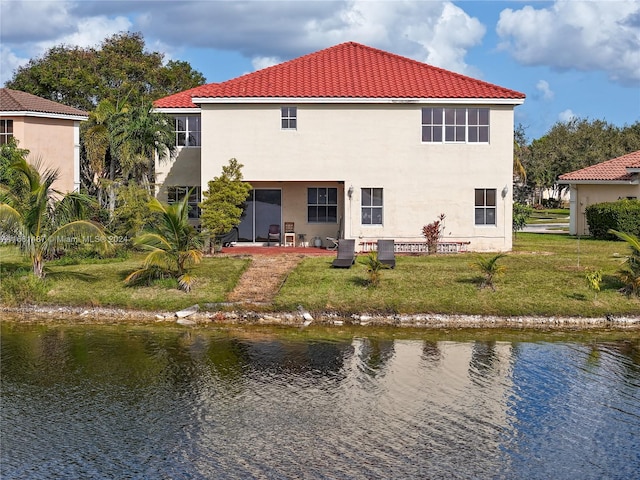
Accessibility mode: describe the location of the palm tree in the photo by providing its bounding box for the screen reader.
[111,101,175,191]
[472,253,507,290]
[124,193,202,291]
[608,229,640,296]
[0,157,112,278]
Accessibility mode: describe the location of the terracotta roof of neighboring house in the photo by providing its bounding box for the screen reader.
[558,150,640,182]
[152,85,213,109]
[0,88,88,118]
[154,42,525,108]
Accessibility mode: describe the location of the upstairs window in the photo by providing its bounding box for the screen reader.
[168,186,201,219]
[0,120,13,145]
[308,187,337,223]
[174,116,201,147]
[362,188,383,225]
[475,188,496,225]
[422,108,489,143]
[281,107,297,130]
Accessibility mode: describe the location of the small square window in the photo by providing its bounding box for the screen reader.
[281,107,297,130]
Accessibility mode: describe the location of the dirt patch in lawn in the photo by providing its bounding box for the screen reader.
[226,254,306,304]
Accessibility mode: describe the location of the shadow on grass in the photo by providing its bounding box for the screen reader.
[350,277,370,287]
[566,293,587,301]
[46,270,100,282]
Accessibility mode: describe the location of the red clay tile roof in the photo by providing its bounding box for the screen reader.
[558,150,640,182]
[154,42,525,108]
[152,85,212,109]
[0,88,88,118]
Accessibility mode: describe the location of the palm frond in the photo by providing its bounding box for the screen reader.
[133,232,173,251]
[43,220,113,256]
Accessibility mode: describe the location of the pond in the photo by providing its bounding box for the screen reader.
[1,323,639,479]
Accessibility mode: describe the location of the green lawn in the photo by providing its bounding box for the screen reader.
[1,233,638,317]
[275,233,639,317]
[0,247,250,311]
[526,208,570,224]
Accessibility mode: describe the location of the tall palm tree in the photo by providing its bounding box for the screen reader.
[111,101,175,191]
[0,157,111,278]
[124,193,202,291]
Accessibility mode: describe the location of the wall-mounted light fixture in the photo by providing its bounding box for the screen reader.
[501,185,509,198]
[347,185,354,198]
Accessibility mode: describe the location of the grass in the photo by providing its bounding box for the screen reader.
[527,208,570,224]
[0,246,250,311]
[1,233,639,317]
[275,233,639,317]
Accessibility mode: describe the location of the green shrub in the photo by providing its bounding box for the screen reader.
[0,271,49,305]
[585,200,640,240]
[513,202,533,233]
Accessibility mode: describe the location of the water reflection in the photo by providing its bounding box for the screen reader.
[1,325,639,479]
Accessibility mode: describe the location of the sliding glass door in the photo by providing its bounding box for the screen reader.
[237,189,282,242]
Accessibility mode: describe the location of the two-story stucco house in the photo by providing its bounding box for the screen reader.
[153,42,525,251]
[0,88,88,193]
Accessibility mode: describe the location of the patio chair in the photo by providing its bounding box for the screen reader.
[326,236,339,250]
[267,224,281,246]
[331,239,356,268]
[377,239,396,268]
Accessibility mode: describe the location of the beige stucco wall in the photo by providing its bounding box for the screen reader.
[155,146,202,202]
[8,116,80,193]
[195,103,515,251]
[569,183,640,235]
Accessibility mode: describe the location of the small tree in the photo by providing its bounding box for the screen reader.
[585,270,602,300]
[0,156,111,278]
[422,213,446,254]
[472,253,507,290]
[513,202,533,235]
[362,251,388,287]
[200,158,252,251]
[125,194,202,291]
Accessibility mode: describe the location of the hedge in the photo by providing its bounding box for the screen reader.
[585,199,640,240]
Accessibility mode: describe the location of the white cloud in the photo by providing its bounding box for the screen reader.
[558,109,577,122]
[536,80,554,101]
[33,15,132,53]
[1,0,487,85]
[497,0,640,86]
[0,45,28,85]
[302,1,485,74]
[251,56,281,71]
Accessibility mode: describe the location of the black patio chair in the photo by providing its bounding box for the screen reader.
[331,239,356,268]
[267,224,281,246]
[377,239,396,268]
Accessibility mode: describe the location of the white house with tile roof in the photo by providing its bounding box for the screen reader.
[0,88,88,193]
[558,150,640,236]
[153,42,525,251]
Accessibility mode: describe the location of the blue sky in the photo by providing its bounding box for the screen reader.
[1,0,638,140]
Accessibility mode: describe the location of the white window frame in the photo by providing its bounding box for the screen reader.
[168,186,201,219]
[0,119,13,145]
[421,107,489,144]
[361,188,383,225]
[474,188,496,226]
[307,187,337,223]
[174,116,201,147]
[281,106,297,130]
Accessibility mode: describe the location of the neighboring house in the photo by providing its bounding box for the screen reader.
[0,88,88,193]
[153,42,525,251]
[558,150,640,236]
